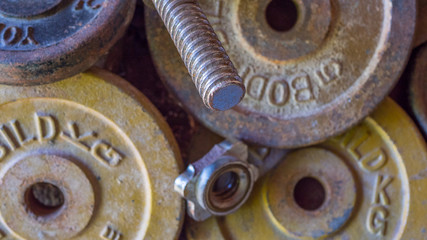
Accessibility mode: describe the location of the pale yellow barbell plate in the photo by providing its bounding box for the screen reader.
[0,68,184,240]
[187,98,427,240]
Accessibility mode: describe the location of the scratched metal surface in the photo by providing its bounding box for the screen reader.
[145,0,417,149]
[0,69,184,239]
[0,0,136,85]
[113,2,425,173]
[110,2,426,239]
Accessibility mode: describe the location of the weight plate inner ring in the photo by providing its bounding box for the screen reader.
[0,0,136,85]
[0,69,184,239]
[186,98,426,239]
[146,0,416,148]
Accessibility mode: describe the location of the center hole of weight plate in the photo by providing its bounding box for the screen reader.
[293,177,326,211]
[212,171,240,200]
[265,0,298,32]
[25,182,65,218]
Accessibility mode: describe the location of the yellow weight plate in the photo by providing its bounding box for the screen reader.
[0,68,184,239]
[186,98,427,240]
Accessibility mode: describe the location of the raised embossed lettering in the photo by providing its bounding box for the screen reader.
[0,113,126,165]
[0,120,29,150]
[75,0,102,10]
[10,120,28,146]
[373,175,393,205]
[367,205,388,236]
[247,76,267,100]
[316,60,342,85]
[20,27,38,46]
[291,75,314,102]
[268,80,290,106]
[337,127,389,172]
[360,148,387,172]
[203,2,344,108]
[2,26,21,45]
[238,63,249,81]
[239,59,342,107]
[60,122,96,151]
[339,127,370,159]
[336,125,395,237]
[60,122,124,166]
[91,141,123,166]
[0,125,18,150]
[366,174,393,236]
[0,24,37,46]
[35,114,57,142]
[101,224,122,240]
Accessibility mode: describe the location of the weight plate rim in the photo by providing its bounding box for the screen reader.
[185,98,427,239]
[0,67,185,239]
[145,1,416,148]
[0,0,136,85]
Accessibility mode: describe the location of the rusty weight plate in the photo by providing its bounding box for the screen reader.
[0,68,184,239]
[186,98,427,239]
[0,0,135,85]
[410,43,427,136]
[146,0,416,148]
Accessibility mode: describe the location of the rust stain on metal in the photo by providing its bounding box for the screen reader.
[0,68,184,239]
[145,0,416,148]
[0,0,136,85]
[186,98,427,239]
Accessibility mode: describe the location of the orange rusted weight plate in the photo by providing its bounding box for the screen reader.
[411,44,427,135]
[0,68,184,239]
[0,0,135,85]
[146,0,416,148]
[186,98,427,240]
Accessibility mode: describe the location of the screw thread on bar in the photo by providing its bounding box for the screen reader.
[151,0,245,111]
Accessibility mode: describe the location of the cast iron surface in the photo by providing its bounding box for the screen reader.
[108,2,424,239]
[0,0,136,85]
[145,0,416,148]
